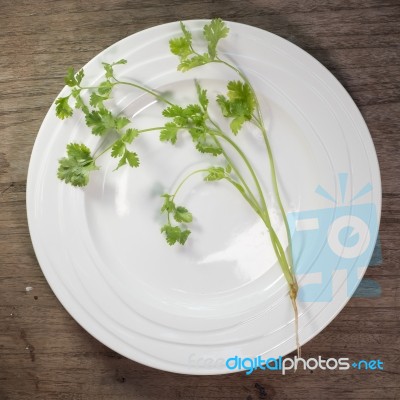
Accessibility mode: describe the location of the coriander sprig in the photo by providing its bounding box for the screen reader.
[170,19,300,355]
[55,19,301,356]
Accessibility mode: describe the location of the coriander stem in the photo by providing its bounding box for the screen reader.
[112,78,174,106]
[209,127,294,286]
[171,169,209,199]
[224,176,263,218]
[215,56,296,278]
[211,129,270,220]
[93,126,164,160]
[205,117,262,214]
[171,169,266,235]
[255,119,295,273]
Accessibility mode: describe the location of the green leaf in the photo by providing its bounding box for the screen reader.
[180,21,192,43]
[64,67,84,87]
[178,229,191,245]
[122,128,139,144]
[160,122,179,144]
[169,22,193,60]
[174,206,193,223]
[216,81,256,134]
[161,194,175,213]
[195,141,222,156]
[64,67,76,87]
[75,69,84,85]
[225,163,232,174]
[116,149,140,170]
[57,143,98,187]
[85,109,115,136]
[203,19,229,59]
[230,115,247,135]
[55,96,73,119]
[204,166,226,181]
[111,138,140,170]
[169,37,193,59]
[216,94,230,117]
[195,81,209,111]
[89,92,108,108]
[161,225,191,245]
[102,59,127,79]
[177,54,211,72]
[98,81,113,96]
[103,63,114,79]
[71,88,88,113]
[111,140,125,158]
[124,150,140,168]
[115,116,130,131]
[162,105,185,118]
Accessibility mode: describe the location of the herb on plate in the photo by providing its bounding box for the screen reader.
[55,19,300,356]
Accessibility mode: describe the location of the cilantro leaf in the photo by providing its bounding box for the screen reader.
[216,81,256,134]
[64,67,84,87]
[161,194,175,213]
[180,21,192,43]
[177,54,211,72]
[98,81,113,96]
[55,96,73,119]
[111,140,125,158]
[57,143,98,187]
[203,19,229,59]
[111,140,139,169]
[71,88,89,114]
[102,59,127,79]
[160,122,179,144]
[85,109,115,136]
[195,81,209,111]
[89,92,108,108]
[161,225,191,245]
[169,36,193,59]
[162,105,185,118]
[230,115,247,135]
[195,141,222,156]
[122,128,139,144]
[204,166,226,181]
[174,206,193,223]
[85,110,128,136]
[117,149,139,169]
[115,116,130,131]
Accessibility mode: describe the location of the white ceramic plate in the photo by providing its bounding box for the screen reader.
[27,20,381,374]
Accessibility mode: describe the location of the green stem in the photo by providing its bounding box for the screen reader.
[93,126,164,160]
[112,78,174,106]
[224,176,263,218]
[79,79,174,106]
[255,120,294,272]
[206,117,263,214]
[171,169,208,199]
[215,56,295,275]
[171,169,266,233]
[211,129,269,219]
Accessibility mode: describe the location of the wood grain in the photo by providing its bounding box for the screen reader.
[0,1,399,399]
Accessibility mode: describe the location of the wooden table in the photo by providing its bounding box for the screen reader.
[1,1,399,398]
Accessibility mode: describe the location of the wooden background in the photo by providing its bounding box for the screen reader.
[1,0,399,399]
